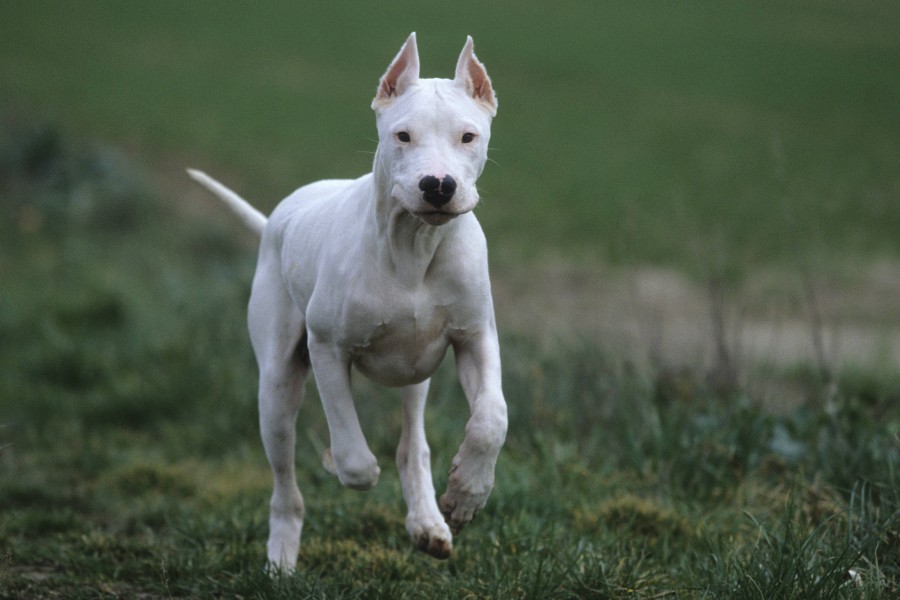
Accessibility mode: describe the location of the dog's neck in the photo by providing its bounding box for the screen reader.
[370,151,452,287]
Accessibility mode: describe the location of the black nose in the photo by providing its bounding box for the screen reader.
[419,175,456,208]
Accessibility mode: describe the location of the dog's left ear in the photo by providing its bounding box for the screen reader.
[454,36,497,116]
[372,32,420,109]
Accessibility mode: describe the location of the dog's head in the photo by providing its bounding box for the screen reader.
[372,33,497,227]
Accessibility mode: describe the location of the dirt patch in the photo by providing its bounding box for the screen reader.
[492,259,900,375]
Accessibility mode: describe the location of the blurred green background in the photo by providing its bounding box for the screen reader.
[3,0,899,268]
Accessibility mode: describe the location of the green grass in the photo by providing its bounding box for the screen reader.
[1,128,897,598]
[1,0,899,269]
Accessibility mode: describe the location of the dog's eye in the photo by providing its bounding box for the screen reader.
[396,131,411,143]
[461,132,476,144]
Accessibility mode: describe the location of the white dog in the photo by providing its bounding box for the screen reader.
[188,33,507,572]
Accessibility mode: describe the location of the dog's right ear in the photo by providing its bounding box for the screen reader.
[372,32,420,110]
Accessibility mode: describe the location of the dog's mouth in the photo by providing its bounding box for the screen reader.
[411,210,461,226]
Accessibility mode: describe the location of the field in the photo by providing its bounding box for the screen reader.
[1,1,899,598]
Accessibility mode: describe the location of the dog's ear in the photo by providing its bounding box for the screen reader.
[454,36,497,116]
[372,32,420,109]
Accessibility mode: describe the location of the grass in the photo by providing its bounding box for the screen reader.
[1,128,897,598]
[1,1,899,269]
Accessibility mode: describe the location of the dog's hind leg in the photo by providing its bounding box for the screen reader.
[397,380,453,559]
[249,250,309,574]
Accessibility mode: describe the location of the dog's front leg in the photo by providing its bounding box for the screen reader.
[439,328,508,533]
[397,380,453,558]
[308,340,380,490]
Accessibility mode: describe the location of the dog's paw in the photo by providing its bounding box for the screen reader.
[264,558,295,578]
[408,514,453,559]
[326,447,380,490]
[265,516,302,575]
[438,463,493,534]
[342,465,380,490]
[439,491,484,534]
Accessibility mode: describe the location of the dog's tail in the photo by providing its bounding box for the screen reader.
[186,168,267,236]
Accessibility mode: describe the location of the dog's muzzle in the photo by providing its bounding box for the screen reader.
[419,175,457,208]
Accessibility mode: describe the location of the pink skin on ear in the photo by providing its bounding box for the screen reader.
[373,32,420,107]
[453,36,497,115]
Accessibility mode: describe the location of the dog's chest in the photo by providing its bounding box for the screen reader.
[344,289,460,386]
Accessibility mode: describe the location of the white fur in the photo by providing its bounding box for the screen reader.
[186,168,266,235]
[188,33,507,572]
